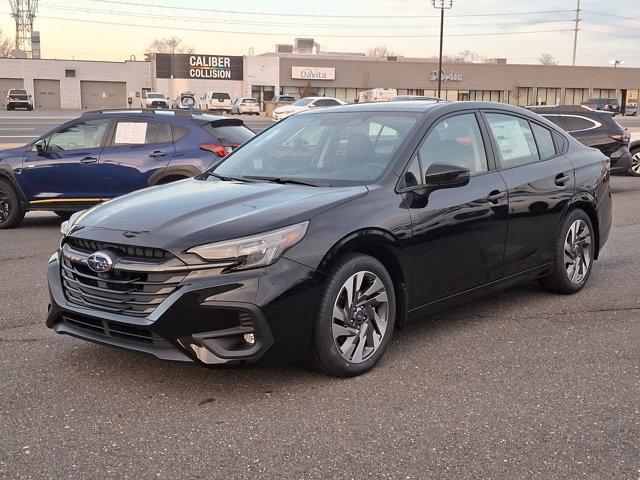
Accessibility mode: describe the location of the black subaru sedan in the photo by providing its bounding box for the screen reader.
[46,101,612,377]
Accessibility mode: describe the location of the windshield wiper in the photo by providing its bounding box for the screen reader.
[204,172,251,183]
[244,176,319,187]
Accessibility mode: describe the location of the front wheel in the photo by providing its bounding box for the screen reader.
[0,178,25,229]
[539,209,595,294]
[312,254,396,377]
[629,148,640,177]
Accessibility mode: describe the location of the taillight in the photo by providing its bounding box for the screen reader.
[199,143,237,158]
[608,133,629,144]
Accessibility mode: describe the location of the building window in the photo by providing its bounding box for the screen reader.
[511,87,534,106]
[444,90,458,101]
[469,90,502,102]
[536,87,560,106]
[335,88,347,100]
[564,88,587,105]
[457,91,470,101]
[593,88,616,100]
[65,69,75,78]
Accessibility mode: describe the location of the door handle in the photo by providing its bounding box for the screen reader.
[554,173,570,186]
[487,190,506,204]
[149,150,166,158]
[80,156,97,164]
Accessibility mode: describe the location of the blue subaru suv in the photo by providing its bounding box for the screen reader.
[0,109,254,228]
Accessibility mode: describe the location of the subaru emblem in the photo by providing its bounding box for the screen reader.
[87,252,113,273]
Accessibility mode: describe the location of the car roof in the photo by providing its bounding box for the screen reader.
[527,105,605,115]
[81,109,228,122]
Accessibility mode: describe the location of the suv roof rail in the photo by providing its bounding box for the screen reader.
[81,108,201,117]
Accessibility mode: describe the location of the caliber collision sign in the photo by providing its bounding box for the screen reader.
[155,53,243,80]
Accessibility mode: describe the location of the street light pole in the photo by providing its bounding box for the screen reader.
[431,0,453,99]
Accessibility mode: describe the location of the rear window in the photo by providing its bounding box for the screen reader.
[277,96,295,102]
[563,116,598,132]
[210,93,231,101]
[242,99,257,103]
[201,123,254,145]
[10,89,27,95]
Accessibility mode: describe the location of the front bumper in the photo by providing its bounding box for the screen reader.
[46,251,322,366]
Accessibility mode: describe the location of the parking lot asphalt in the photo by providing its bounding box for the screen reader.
[0,176,638,479]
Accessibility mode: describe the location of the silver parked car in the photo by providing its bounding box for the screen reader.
[231,97,260,115]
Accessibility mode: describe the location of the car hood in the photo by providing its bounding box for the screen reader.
[73,178,368,250]
[274,105,306,114]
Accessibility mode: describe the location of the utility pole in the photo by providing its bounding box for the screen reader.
[431,0,453,98]
[572,0,581,66]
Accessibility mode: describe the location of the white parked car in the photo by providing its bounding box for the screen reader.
[272,97,347,121]
[141,92,168,108]
[171,92,197,110]
[231,97,260,115]
[358,88,398,103]
[200,92,233,113]
[629,130,640,177]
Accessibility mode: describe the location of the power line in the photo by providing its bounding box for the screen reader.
[37,2,574,29]
[33,14,575,38]
[88,0,573,19]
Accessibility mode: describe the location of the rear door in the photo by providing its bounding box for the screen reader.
[482,111,575,275]
[19,118,112,203]
[98,118,175,198]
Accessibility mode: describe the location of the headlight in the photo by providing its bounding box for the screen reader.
[187,221,309,270]
[60,210,85,236]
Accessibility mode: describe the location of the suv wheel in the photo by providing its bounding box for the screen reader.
[0,178,26,229]
[539,209,594,294]
[629,148,640,177]
[312,254,396,377]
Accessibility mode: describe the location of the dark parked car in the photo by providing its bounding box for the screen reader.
[528,106,632,174]
[6,89,33,111]
[390,95,443,102]
[46,101,611,377]
[0,109,254,228]
[581,98,620,115]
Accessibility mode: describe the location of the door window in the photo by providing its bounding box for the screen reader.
[112,121,173,146]
[47,119,110,152]
[485,113,539,168]
[561,115,598,132]
[418,113,488,174]
[531,123,556,159]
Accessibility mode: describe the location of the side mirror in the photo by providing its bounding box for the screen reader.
[34,139,47,155]
[424,163,470,190]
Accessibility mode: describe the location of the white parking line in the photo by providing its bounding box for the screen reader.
[0,127,35,130]
[0,135,35,138]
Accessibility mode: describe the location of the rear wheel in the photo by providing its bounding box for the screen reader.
[629,148,640,177]
[0,178,25,229]
[539,209,594,294]
[312,254,396,377]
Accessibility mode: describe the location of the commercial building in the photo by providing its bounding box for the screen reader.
[2,43,640,110]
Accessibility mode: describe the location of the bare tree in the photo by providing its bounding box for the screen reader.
[144,36,193,60]
[425,50,484,64]
[299,81,317,98]
[367,45,399,58]
[359,70,374,102]
[0,29,12,58]
[538,53,558,65]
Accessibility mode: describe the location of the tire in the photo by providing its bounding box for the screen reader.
[539,209,595,294]
[54,211,74,220]
[312,253,396,377]
[0,178,25,229]
[629,148,640,177]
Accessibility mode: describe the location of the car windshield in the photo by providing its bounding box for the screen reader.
[10,89,27,95]
[148,93,164,99]
[243,99,257,103]
[292,98,314,107]
[211,111,419,186]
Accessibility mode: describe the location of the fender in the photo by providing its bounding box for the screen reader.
[147,165,202,186]
[0,164,28,204]
[316,227,410,328]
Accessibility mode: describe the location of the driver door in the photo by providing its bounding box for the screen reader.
[19,118,112,202]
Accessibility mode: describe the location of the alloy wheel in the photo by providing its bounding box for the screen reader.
[631,152,640,175]
[0,185,11,224]
[563,219,592,284]
[332,271,389,363]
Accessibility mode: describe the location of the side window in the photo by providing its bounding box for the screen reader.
[562,116,597,132]
[47,118,111,152]
[541,115,567,131]
[531,123,556,159]
[485,113,539,168]
[171,124,189,142]
[418,113,488,174]
[145,122,173,144]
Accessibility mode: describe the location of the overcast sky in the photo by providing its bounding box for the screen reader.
[0,0,638,66]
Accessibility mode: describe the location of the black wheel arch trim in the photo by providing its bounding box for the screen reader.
[148,165,202,186]
[0,165,28,204]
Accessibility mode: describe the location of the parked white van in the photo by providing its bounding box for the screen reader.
[200,92,233,113]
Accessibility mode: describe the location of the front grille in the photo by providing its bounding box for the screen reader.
[150,101,167,107]
[65,238,171,260]
[61,256,186,317]
[61,313,173,348]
